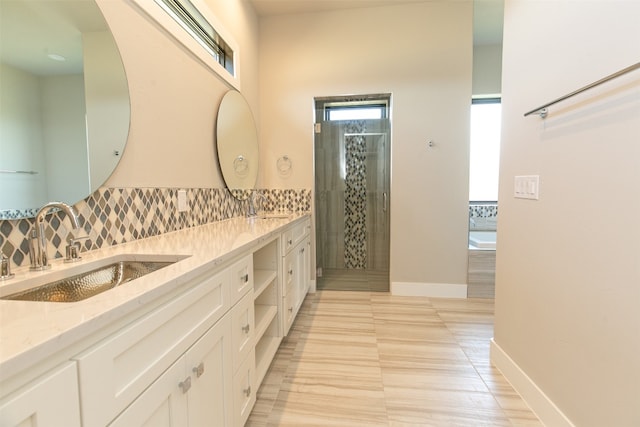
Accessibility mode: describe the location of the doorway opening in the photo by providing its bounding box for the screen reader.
[314,94,391,291]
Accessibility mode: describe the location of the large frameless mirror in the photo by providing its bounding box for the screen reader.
[0,0,130,220]
[216,90,258,200]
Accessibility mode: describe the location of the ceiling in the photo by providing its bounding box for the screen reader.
[248,0,504,45]
[0,1,108,76]
[1,0,502,78]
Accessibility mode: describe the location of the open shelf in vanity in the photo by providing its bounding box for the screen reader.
[252,238,282,386]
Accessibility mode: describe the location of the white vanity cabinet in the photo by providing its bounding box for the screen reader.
[281,218,311,335]
[0,362,81,427]
[109,314,233,427]
[0,214,312,427]
[74,266,232,427]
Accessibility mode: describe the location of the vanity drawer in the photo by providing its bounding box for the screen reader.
[74,268,231,427]
[231,290,255,373]
[229,255,253,306]
[281,218,311,255]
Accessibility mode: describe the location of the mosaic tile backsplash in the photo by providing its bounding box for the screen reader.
[469,203,498,231]
[0,187,311,269]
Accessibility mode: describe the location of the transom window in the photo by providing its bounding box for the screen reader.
[469,98,501,202]
[156,0,234,75]
[324,101,388,121]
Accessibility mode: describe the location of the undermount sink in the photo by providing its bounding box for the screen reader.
[1,255,187,303]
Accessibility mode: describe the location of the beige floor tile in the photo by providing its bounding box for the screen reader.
[376,340,470,366]
[384,388,511,426]
[249,291,543,426]
[381,367,490,393]
[266,390,389,427]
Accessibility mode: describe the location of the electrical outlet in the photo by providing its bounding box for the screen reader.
[514,175,540,200]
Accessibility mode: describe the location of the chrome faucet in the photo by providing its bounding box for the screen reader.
[247,190,266,217]
[1,254,14,280]
[29,202,81,271]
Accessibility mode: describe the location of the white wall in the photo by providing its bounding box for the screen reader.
[473,44,502,96]
[83,31,129,192]
[95,0,260,189]
[0,64,47,209]
[0,66,88,210]
[494,1,640,425]
[41,74,89,204]
[93,0,472,295]
[258,2,473,295]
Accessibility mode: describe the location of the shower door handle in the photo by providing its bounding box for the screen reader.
[382,192,387,212]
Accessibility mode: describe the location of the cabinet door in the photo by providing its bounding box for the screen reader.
[0,362,80,427]
[75,268,229,427]
[283,289,296,336]
[281,250,296,336]
[282,250,295,297]
[186,314,233,427]
[294,238,310,312]
[231,290,255,373]
[233,350,256,427]
[108,358,188,427]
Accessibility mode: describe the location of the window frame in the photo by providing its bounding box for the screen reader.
[469,97,502,203]
[323,100,389,121]
[129,0,240,89]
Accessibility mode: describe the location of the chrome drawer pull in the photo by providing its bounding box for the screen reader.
[193,362,205,378]
[241,273,249,283]
[242,323,251,334]
[243,385,252,397]
[179,376,191,393]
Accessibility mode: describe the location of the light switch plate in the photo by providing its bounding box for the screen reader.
[514,175,540,200]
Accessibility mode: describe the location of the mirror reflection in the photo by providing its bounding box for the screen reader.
[216,90,259,200]
[0,0,130,219]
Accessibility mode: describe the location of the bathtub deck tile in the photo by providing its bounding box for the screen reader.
[467,249,496,298]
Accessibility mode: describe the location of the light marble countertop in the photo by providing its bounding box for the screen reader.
[0,213,309,379]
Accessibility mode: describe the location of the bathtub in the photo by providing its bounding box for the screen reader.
[469,231,497,250]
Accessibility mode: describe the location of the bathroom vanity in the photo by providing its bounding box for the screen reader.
[0,214,311,427]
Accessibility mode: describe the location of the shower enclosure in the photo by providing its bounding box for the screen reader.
[314,95,391,291]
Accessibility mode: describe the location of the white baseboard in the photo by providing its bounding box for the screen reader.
[309,279,316,293]
[490,339,575,427]
[391,282,467,298]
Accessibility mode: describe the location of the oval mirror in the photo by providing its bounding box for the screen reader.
[0,0,130,220]
[216,90,259,200]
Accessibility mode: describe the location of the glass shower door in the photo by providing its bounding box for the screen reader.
[314,118,390,291]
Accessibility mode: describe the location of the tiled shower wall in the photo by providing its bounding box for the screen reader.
[469,203,498,231]
[0,187,310,269]
[344,121,367,269]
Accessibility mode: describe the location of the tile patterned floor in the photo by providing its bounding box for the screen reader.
[247,291,542,427]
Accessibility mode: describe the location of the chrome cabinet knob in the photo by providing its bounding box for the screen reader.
[192,362,205,378]
[179,376,192,393]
